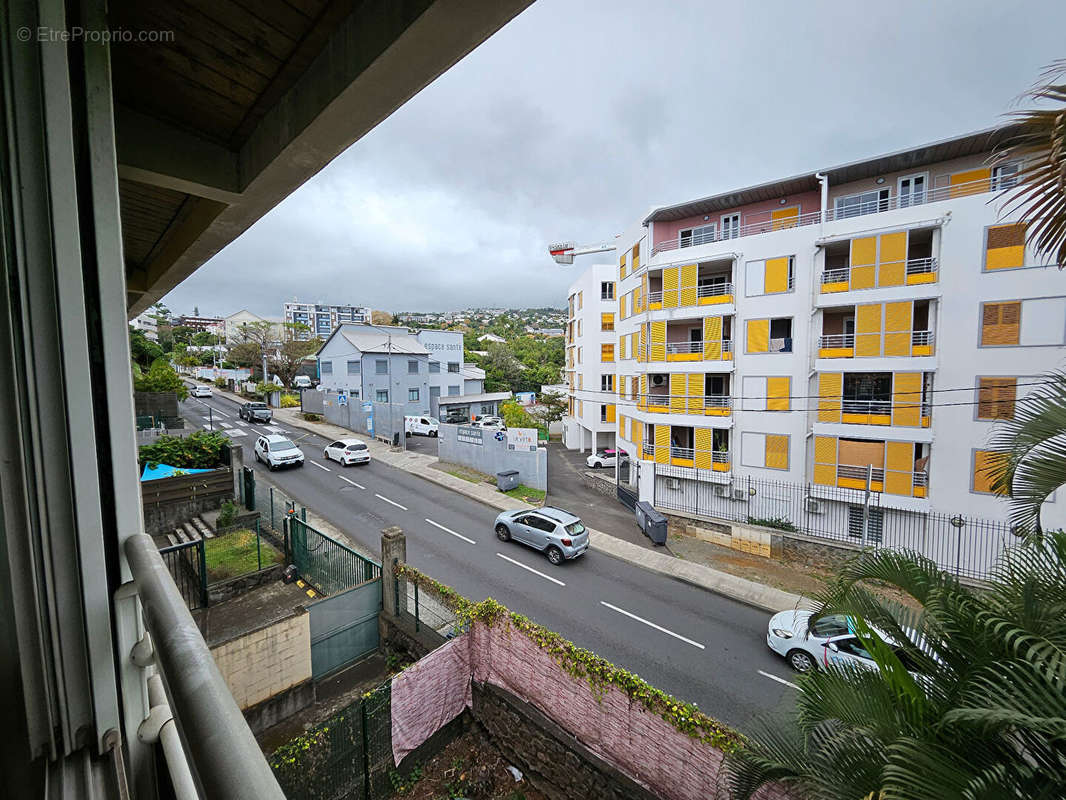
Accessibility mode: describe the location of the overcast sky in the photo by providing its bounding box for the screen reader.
[161,0,1066,319]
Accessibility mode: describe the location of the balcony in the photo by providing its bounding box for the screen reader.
[643,259,735,311]
[832,463,929,497]
[665,340,704,360]
[641,339,733,362]
[642,442,731,471]
[821,256,938,292]
[817,332,934,358]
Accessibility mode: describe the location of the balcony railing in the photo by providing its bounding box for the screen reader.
[665,341,704,354]
[912,330,934,347]
[698,282,734,298]
[638,394,732,411]
[837,463,886,483]
[841,399,892,416]
[650,175,997,257]
[906,256,938,276]
[820,257,939,286]
[642,442,730,463]
[913,471,929,488]
[639,339,733,360]
[648,290,663,303]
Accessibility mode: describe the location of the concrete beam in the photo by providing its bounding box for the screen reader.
[115,104,242,203]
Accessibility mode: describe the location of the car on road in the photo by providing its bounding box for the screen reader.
[189,384,212,398]
[239,401,272,423]
[494,506,589,565]
[323,438,371,466]
[586,448,625,468]
[767,610,918,674]
[254,434,304,470]
[405,416,439,437]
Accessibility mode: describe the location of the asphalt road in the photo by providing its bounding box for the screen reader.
[180,392,799,730]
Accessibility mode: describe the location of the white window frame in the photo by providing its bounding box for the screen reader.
[720,213,740,239]
[679,222,717,248]
[375,389,389,403]
[897,172,928,208]
[991,161,1020,191]
[834,188,890,219]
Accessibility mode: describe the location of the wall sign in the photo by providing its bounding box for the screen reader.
[457,426,483,445]
[506,427,538,452]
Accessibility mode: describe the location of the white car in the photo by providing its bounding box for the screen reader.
[292,375,313,389]
[190,384,212,398]
[404,416,439,437]
[253,434,305,470]
[586,448,626,468]
[323,438,371,466]
[472,418,506,431]
[767,610,918,674]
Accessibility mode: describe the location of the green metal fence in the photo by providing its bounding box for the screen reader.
[270,681,392,800]
[289,516,381,596]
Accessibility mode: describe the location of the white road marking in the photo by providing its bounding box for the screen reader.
[375,493,408,511]
[220,422,233,429]
[226,429,247,437]
[496,553,565,586]
[425,518,475,545]
[338,475,365,489]
[309,460,330,472]
[599,601,705,649]
[757,670,800,690]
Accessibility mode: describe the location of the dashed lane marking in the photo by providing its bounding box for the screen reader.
[757,670,799,689]
[599,601,705,650]
[425,518,475,545]
[496,553,565,586]
[375,493,407,511]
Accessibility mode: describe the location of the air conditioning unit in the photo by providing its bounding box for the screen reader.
[805,497,824,514]
[732,487,749,501]
[714,484,730,498]
[650,374,666,387]
[665,477,681,490]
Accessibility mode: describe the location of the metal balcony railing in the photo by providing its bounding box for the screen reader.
[841,399,892,415]
[819,333,855,348]
[665,341,704,354]
[822,267,850,284]
[670,445,694,460]
[912,330,934,347]
[642,443,731,464]
[837,463,886,483]
[698,282,734,298]
[913,471,930,488]
[906,256,938,275]
[122,534,286,799]
[703,395,731,408]
[638,339,732,360]
[648,290,663,303]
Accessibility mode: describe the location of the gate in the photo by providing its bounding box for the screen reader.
[617,483,638,510]
[159,539,207,610]
[308,579,382,679]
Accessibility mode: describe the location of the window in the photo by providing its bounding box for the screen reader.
[834,638,873,660]
[601,374,614,392]
[973,450,1007,494]
[835,188,889,219]
[985,223,1026,271]
[847,505,883,543]
[601,281,615,300]
[408,360,419,374]
[897,173,927,208]
[977,377,1017,420]
[679,223,716,248]
[321,360,333,375]
[601,343,614,362]
[448,385,460,395]
[347,359,360,375]
[601,313,614,332]
[578,291,583,309]
[376,390,389,403]
[447,362,460,373]
[375,359,388,375]
[811,615,850,638]
[980,302,1021,346]
[429,361,440,373]
[408,388,419,402]
[991,162,1020,191]
[721,213,740,239]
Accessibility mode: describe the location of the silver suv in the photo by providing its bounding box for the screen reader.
[493,506,589,565]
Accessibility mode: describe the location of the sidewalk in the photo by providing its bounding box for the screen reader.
[191,381,810,613]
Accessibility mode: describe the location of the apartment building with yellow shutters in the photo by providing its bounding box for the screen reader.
[576,125,1066,540]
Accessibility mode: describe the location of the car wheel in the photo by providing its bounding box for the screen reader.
[268,462,275,471]
[787,649,816,673]
[432,431,438,437]
[254,451,260,463]
[495,523,511,542]
[546,546,564,566]
[323,450,330,461]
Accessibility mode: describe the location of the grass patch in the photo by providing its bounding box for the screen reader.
[504,484,545,504]
[445,469,480,483]
[204,529,282,582]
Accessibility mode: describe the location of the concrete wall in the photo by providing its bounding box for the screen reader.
[437,424,547,490]
[307,389,406,443]
[211,609,312,710]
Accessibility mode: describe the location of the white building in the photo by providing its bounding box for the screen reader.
[224,309,286,344]
[284,302,372,340]
[568,126,1065,574]
[130,311,158,341]
[477,333,506,344]
[562,263,619,452]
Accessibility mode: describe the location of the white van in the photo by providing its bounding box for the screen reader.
[293,375,313,389]
[404,416,439,437]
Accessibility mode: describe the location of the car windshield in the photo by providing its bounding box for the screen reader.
[269,439,296,451]
[249,403,267,409]
[810,614,851,638]
[565,521,586,536]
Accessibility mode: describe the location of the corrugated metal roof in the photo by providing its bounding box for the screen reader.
[340,330,428,355]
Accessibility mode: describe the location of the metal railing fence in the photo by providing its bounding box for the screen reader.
[289,516,381,596]
[158,538,207,610]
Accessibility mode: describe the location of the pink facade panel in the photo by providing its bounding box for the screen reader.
[653,190,821,250]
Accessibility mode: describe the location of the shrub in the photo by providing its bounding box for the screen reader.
[216,499,240,528]
[134,358,187,399]
[139,430,231,469]
[214,377,228,389]
[280,393,300,408]
[255,381,277,398]
[746,515,798,532]
[302,412,323,422]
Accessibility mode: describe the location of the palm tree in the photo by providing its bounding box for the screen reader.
[994,59,1066,267]
[986,371,1066,536]
[726,538,1066,800]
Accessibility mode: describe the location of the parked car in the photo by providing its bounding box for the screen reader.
[254,434,304,470]
[405,416,439,437]
[473,414,503,425]
[586,448,625,468]
[189,384,212,398]
[766,610,919,675]
[493,506,589,565]
[292,375,313,389]
[443,412,468,424]
[239,401,272,423]
[323,438,371,466]
[472,418,506,431]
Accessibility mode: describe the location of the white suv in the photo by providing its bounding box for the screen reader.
[254,434,305,470]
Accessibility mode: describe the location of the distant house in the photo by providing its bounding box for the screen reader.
[477,333,506,344]
[224,310,286,345]
[532,328,564,338]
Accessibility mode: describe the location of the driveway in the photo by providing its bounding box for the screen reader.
[545,443,665,552]
[401,432,439,456]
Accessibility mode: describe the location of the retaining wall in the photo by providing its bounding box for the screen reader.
[437,423,547,491]
[141,467,233,536]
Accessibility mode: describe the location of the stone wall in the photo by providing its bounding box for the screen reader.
[580,469,616,498]
[211,608,312,710]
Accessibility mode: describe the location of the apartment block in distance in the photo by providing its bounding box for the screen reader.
[580,126,1065,562]
[284,301,372,340]
[563,263,619,451]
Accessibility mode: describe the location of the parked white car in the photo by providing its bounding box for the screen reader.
[404,416,439,437]
[189,384,212,398]
[472,418,506,431]
[323,438,371,466]
[586,448,625,468]
[292,375,313,389]
[767,610,920,675]
[254,434,305,470]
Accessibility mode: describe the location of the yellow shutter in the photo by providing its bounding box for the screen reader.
[813,436,837,486]
[694,428,713,469]
[605,403,616,423]
[618,335,626,360]
[669,374,686,413]
[878,232,907,287]
[883,301,913,356]
[765,435,788,470]
[619,252,627,280]
[884,441,914,496]
[680,263,698,306]
[639,374,648,408]
[764,257,790,293]
[767,376,790,411]
[818,373,842,422]
[619,294,626,320]
[654,424,670,463]
[640,273,648,309]
[985,223,1026,270]
[747,318,769,353]
[703,316,722,360]
[850,236,877,290]
[950,167,991,198]
[634,285,642,313]
[601,343,614,362]
[981,302,1021,346]
[633,420,643,453]
[771,206,799,230]
[650,321,666,360]
[973,450,1006,494]
[639,326,647,362]
[687,373,704,413]
[892,372,922,427]
[855,304,882,357]
[602,312,615,331]
[632,242,640,271]
[618,412,625,437]
[662,266,680,308]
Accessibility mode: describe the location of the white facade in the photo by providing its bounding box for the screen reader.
[284,302,372,340]
[224,309,286,344]
[131,311,158,341]
[562,263,619,452]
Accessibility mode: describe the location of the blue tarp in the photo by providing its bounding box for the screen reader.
[140,463,215,481]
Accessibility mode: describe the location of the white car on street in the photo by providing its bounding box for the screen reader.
[190,384,212,398]
[586,448,626,469]
[254,434,305,470]
[323,438,371,466]
[766,610,922,675]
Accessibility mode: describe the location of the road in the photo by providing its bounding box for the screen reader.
[180,391,799,730]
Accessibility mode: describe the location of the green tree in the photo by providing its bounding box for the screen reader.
[270,336,321,388]
[134,358,187,399]
[191,330,218,347]
[534,391,567,426]
[499,400,537,430]
[480,343,523,392]
[129,325,164,369]
[727,539,1066,800]
[171,325,195,346]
